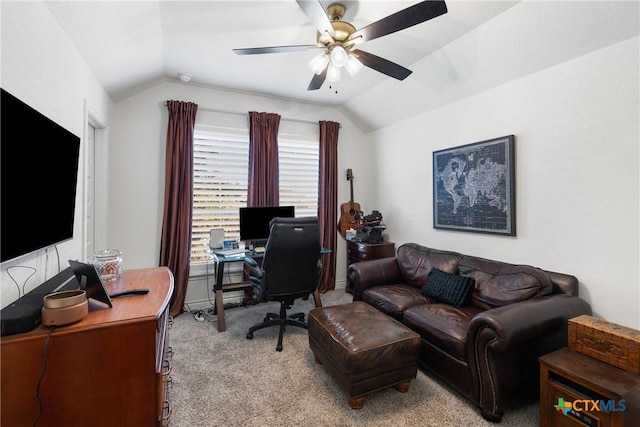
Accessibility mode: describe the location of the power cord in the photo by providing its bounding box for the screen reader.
[183,301,226,324]
[52,245,61,273]
[183,302,222,323]
[183,256,241,324]
[183,302,206,322]
[3,246,62,300]
[5,265,37,298]
[33,326,56,427]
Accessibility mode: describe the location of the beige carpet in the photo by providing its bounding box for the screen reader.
[168,290,539,426]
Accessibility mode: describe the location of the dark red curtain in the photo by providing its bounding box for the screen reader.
[317,121,340,292]
[247,112,281,207]
[160,100,198,317]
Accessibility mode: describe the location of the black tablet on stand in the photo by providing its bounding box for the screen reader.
[68,260,113,307]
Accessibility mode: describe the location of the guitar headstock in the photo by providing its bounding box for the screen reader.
[346,168,354,181]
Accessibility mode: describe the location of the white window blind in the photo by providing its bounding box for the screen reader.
[191,127,249,263]
[278,133,319,218]
[190,125,319,264]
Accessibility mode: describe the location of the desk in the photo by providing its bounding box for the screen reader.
[209,249,330,332]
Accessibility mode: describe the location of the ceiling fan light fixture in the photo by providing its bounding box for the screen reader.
[309,52,330,75]
[345,54,363,76]
[327,63,341,83]
[329,45,348,67]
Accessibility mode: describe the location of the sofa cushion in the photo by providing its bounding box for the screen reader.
[403,303,483,361]
[458,256,554,309]
[421,268,474,307]
[362,284,430,321]
[397,243,463,287]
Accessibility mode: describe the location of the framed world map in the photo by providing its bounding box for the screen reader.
[433,135,515,236]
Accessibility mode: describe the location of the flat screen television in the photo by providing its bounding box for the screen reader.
[239,205,295,244]
[1,88,81,263]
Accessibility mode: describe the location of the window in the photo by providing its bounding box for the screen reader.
[190,125,319,264]
[278,131,320,218]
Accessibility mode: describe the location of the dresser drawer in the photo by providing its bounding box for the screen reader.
[347,241,395,261]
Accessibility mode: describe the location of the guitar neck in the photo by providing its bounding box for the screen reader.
[349,179,354,209]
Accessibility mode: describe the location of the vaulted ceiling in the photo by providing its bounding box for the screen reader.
[44,1,638,131]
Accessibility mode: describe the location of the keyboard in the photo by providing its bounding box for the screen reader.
[213,248,246,257]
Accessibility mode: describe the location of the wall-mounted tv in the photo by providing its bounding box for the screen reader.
[239,206,295,243]
[1,88,81,263]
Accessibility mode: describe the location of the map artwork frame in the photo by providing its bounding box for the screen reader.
[433,135,515,236]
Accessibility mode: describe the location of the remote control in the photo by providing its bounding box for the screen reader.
[109,288,150,298]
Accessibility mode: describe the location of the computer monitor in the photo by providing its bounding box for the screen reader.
[239,206,295,245]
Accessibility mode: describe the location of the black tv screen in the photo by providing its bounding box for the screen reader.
[239,206,295,242]
[1,88,81,263]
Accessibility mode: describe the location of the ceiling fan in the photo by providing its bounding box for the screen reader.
[233,1,448,91]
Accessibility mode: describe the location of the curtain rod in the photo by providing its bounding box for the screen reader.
[161,102,337,127]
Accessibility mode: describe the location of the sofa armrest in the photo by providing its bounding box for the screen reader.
[468,294,592,352]
[466,294,592,418]
[348,257,403,301]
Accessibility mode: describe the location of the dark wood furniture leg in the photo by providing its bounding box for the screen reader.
[312,289,322,308]
[214,261,226,332]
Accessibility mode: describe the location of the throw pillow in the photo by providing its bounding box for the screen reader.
[421,268,475,307]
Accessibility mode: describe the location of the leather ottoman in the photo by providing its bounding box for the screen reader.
[308,301,421,409]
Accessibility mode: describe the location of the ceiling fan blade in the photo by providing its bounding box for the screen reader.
[233,45,321,55]
[349,1,448,45]
[296,0,335,38]
[353,49,412,81]
[307,68,327,91]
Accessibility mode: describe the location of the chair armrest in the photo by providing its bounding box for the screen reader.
[348,257,403,301]
[467,294,592,352]
[244,257,263,279]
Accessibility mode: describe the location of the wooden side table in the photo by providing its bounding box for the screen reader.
[346,240,395,294]
[539,347,640,427]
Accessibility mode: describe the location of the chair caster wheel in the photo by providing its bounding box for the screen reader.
[263,316,270,322]
[246,332,253,340]
[276,344,283,351]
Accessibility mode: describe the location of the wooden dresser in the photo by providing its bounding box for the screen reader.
[346,240,395,294]
[1,267,174,427]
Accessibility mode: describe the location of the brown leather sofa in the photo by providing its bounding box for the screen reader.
[348,243,592,422]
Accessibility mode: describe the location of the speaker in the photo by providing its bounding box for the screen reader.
[209,228,225,249]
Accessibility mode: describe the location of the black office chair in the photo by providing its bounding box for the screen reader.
[245,216,321,351]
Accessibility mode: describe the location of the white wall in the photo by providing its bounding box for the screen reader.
[109,82,368,293]
[367,36,639,328]
[0,1,112,308]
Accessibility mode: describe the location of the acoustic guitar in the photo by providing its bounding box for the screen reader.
[338,169,362,236]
